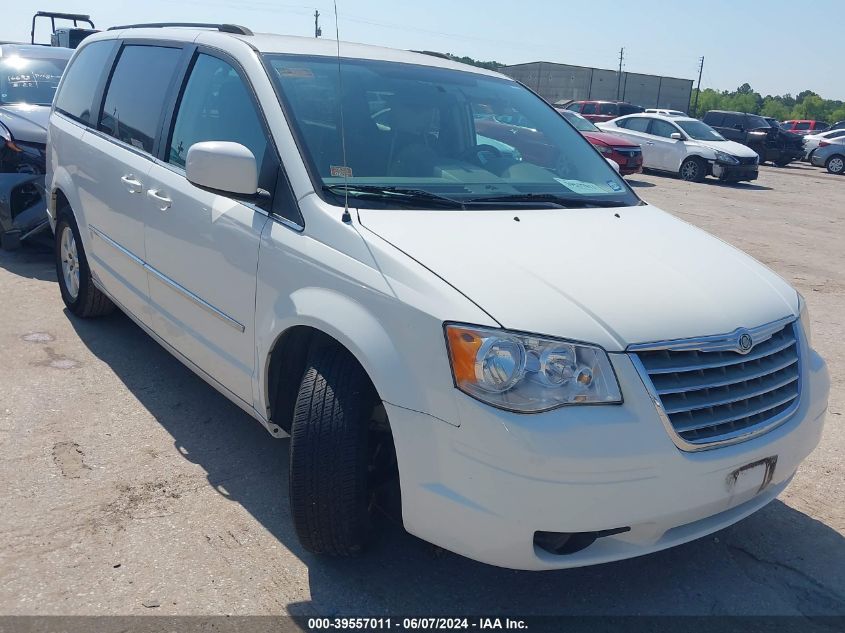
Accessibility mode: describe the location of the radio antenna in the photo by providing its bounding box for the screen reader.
[333,0,351,223]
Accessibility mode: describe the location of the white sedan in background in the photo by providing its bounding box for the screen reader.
[802,128,845,160]
[598,114,759,183]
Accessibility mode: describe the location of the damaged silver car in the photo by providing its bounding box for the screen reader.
[1,44,71,249]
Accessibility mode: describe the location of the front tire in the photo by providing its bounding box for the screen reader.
[55,211,115,318]
[679,156,706,182]
[826,154,845,175]
[289,342,379,556]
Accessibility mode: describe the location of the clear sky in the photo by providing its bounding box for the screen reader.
[4,0,842,101]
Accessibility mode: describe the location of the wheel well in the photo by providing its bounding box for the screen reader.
[54,189,70,217]
[266,326,381,433]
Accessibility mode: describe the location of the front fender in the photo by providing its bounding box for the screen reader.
[254,215,496,427]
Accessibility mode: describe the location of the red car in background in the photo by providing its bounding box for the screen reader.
[562,100,644,123]
[474,110,643,176]
[781,120,828,135]
[557,109,643,175]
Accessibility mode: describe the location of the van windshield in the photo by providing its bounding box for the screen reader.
[264,54,638,209]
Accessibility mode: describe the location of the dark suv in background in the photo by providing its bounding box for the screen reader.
[702,110,804,166]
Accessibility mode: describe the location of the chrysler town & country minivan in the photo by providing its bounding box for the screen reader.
[47,24,829,570]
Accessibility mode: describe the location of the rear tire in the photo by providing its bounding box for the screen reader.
[774,157,792,167]
[55,210,115,318]
[679,156,706,182]
[825,154,845,175]
[289,341,379,556]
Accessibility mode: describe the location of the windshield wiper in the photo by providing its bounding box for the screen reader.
[323,184,465,208]
[464,193,623,208]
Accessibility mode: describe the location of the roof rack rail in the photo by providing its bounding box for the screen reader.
[107,22,253,36]
[411,50,452,60]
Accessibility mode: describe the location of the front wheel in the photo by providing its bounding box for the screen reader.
[826,154,845,175]
[679,156,706,182]
[288,342,387,556]
[774,157,792,167]
[55,212,115,317]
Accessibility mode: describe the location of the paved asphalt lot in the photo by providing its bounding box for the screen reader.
[0,163,843,619]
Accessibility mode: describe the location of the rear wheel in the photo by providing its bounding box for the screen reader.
[826,154,845,175]
[288,341,395,556]
[774,156,792,167]
[55,211,115,317]
[679,156,706,182]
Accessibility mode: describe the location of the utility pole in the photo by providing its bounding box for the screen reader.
[314,9,322,38]
[616,47,624,100]
[692,56,704,116]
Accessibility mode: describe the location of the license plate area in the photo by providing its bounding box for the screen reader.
[726,455,778,495]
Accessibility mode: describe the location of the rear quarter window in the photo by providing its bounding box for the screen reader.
[54,40,116,125]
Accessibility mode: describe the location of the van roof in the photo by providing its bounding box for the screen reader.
[91,26,507,80]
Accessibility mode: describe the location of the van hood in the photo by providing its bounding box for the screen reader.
[698,139,759,158]
[359,204,797,351]
[0,104,50,144]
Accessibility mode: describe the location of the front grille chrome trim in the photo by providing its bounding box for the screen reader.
[629,316,802,452]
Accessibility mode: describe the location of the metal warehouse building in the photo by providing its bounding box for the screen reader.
[501,62,693,112]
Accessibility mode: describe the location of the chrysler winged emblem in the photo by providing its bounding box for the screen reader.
[737,331,754,353]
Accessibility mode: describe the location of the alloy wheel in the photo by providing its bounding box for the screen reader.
[60,225,80,300]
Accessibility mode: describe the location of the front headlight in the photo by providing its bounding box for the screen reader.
[445,324,622,413]
[715,150,739,164]
[798,293,812,347]
[595,144,613,155]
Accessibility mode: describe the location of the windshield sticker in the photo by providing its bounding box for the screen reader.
[277,67,314,79]
[330,165,353,178]
[606,180,624,192]
[554,178,611,195]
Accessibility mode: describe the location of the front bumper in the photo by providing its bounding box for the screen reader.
[811,153,828,168]
[609,150,643,176]
[711,162,758,182]
[388,348,829,570]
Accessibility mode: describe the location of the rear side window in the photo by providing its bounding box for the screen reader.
[599,103,617,115]
[565,103,581,112]
[581,102,597,114]
[649,119,678,138]
[99,45,182,154]
[54,40,115,124]
[621,117,650,132]
[796,121,811,130]
[167,54,268,173]
[703,112,722,126]
[619,104,643,115]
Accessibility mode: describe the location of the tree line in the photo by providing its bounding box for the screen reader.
[691,84,845,123]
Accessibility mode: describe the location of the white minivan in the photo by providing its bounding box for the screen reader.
[47,24,829,570]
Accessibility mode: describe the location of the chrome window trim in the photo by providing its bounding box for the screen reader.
[628,316,802,452]
[89,224,246,333]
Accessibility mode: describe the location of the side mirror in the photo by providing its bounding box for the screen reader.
[606,157,621,173]
[670,132,683,140]
[186,141,258,196]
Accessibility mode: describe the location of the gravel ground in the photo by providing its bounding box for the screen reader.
[0,163,842,618]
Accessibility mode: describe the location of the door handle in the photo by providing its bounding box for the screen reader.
[120,175,143,193]
[146,189,172,211]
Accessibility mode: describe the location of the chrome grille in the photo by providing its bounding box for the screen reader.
[630,318,800,450]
